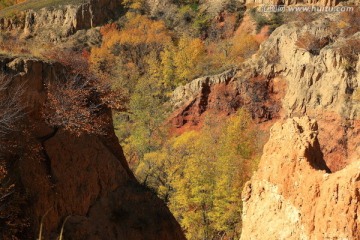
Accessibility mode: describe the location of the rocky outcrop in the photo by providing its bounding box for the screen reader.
[241,117,360,240]
[171,69,237,110]
[169,67,284,133]
[0,56,185,240]
[256,23,360,120]
[0,0,123,41]
[171,13,360,171]
[250,19,360,171]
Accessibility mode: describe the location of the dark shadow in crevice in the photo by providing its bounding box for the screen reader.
[304,138,331,174]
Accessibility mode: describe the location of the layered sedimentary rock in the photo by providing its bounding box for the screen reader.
[171,13,360,171]
[0,0,123,41]
[241,117,360,240]
[169,67,284,133]
[0,56,185,240]
[253,20,360,171]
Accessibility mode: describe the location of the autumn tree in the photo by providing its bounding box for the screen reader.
[173,36,206,85]
[133,109,261,239]
[160,45,176,89]
[0,75,24,138]
[43,74,104,135]
[42,50,127,136]
[209,109,257,238]
[116,51,172,170]
[122,0,148,14]
[90,15,171,95]
[0,74,29,239]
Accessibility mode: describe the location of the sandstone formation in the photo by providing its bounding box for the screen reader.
[240,117,360,240]
[170,13,360,171]
[250,20,360,171]
[169,66,284,134]
[0,56,185,240]
[0,0,123,41]
[167,8,360,239]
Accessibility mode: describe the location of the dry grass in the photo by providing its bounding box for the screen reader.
[353,89,360,102]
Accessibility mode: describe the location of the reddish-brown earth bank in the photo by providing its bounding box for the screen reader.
[0,57,185,240]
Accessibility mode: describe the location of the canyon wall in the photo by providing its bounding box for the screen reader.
[169,67,284,134]
[252,20,360,171]
[171,15,360,171]
[168,10,360,238]
[0,0,123,41]
[240,117,359,240]
[0,56,185,240]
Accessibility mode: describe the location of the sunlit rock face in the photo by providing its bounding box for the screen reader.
[241,117,360,240]
[0,0,123,41]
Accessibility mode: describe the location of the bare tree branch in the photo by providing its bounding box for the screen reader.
[0,74,25,138]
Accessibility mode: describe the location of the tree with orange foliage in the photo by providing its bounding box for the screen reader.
[43,50,127,136]
[90,14,172,95]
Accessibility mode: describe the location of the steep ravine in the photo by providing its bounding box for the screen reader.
[0,56,185,240]
[170,16,360,172]
[168,11,360,239]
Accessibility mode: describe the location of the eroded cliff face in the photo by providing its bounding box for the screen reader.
[0,56,185,240]
[170,68,284,134]
[168,11,360,238]
[171,12,360,171]
[240,117,360,240]
[0,0,123,41]
[250,19,360,171]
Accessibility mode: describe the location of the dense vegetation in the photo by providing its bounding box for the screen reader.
[134,110,262,239]
[0,0,359,238]
[88,1,264,239]
[10,0,360,239]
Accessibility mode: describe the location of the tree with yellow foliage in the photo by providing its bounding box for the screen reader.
[209,109,257,238]
[133,109,260,239]
[122,0,146,12]
[90,14,172,100]
[173,36,206,85]
[169,129,217,240]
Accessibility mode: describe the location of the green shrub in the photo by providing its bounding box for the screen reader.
[249,8,284,33]
[192,12,211,33]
